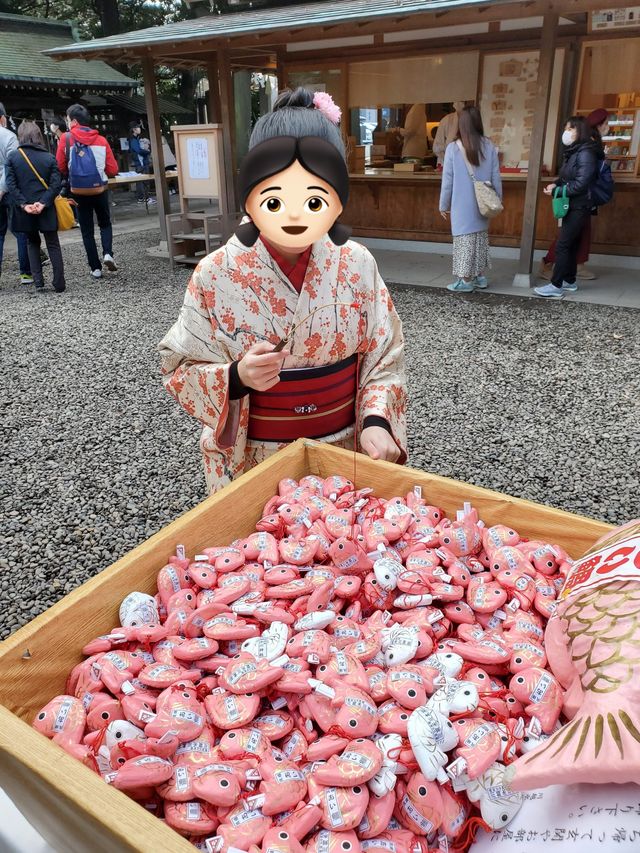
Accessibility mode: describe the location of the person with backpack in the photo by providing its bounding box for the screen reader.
[534,116,598,300]
[5,121,66,293]
[537,108,613,283]
[56,104,119,279]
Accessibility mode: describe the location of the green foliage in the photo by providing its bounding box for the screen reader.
[0,0,186,40]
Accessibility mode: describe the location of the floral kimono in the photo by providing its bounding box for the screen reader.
[159,234,407,494]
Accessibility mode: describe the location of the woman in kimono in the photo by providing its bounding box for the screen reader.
[160,88,407,494]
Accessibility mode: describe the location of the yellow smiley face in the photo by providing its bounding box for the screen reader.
[244,159,343,253]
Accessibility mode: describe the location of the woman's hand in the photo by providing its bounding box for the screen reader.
[543,183,557,196]
[360,426,401,463]
[237,341,289,392]
[440,210,449,220]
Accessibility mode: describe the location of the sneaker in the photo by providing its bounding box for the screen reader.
[147,197,157,205]
[103,254,118,272]
[474,275,488,289]
[538,261,553,281]
[561,281,578,292]
[577,264,596,280]
[20,273,34,284]
[136,199,145,204]
[534,283,565,299]
[90,269,102,279]
[447,279,475,293]
[72,221,80,228]
[41,253,50,266]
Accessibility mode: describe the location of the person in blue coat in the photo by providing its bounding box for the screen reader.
[128,121,155,204]
[439,106,502,293]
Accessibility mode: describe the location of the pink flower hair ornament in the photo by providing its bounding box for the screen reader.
[313,91,341,125]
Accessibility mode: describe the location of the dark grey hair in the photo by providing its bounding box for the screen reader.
[249,87,345,159]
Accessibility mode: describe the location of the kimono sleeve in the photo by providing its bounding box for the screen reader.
[158,268,242,450]
[357,257,408,463]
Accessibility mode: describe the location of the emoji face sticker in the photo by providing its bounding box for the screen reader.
[244,160,343,254]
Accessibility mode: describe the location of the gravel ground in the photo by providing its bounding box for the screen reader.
[1,230,638,638]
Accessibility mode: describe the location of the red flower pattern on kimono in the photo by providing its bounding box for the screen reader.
[159,235,407,493]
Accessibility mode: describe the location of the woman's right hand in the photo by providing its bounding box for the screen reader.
[543,183,557,196]
[237,341,289,391]
[440,210,449,220]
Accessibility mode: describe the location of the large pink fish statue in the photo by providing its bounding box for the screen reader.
[508,519,640,788]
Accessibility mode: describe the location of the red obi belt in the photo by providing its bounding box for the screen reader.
[247,354,357,443]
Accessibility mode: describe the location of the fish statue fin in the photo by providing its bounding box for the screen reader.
[506,696,640,789]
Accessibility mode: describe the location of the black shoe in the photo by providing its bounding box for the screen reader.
[54,285,66,293]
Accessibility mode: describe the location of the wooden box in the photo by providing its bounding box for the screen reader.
[0,440,612,853]
[394,162,421,172]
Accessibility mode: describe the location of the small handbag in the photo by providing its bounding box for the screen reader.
[456,140,503,219]
[18,148,75,231]
[552,185,570,219]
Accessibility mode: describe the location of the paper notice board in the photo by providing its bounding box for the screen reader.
[470,782,640,852]
[171,124,224,204]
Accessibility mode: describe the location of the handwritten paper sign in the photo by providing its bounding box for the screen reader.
[187,137,209,181]
[471,783,640,852]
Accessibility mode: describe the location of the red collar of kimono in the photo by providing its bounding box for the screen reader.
[260,236,312,293]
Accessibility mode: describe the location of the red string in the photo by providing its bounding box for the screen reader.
[454,815,493,851]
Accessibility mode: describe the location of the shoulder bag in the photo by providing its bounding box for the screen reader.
[18,147,75,231]
[456,140,503,219]
[552,185,570,219]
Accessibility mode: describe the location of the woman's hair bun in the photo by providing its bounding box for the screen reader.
[273,87,314,112]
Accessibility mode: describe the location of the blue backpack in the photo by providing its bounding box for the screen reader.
[65,132,106,196]
[590,159,614,207]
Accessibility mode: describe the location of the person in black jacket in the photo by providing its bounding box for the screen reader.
[5,121,65,292]
[535,116,597,299]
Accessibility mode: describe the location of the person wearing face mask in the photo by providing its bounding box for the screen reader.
[538,108,609,282]
[534,116,598,299]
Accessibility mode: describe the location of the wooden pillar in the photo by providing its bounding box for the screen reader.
[142,57,170,245]
[216,48,238,236]
[206,57,221,123]
[513,12,558,288]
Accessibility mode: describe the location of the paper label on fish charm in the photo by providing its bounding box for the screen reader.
[176,739,210,756]
[171,708,203,725]
[345,695,376,715]
[230,808,261,827]
[316,831,331,853]
[516,620,543,638]
[227,662,257,685]
[325,787,345,827]
[104,652,128,671]
[362,840,396,852]
[195,763,234,777]
[257,714,286,728]
[530,672,552,703]
[186,802,201,821]
[53,698,73,732]
[463,722,494,747]
[246,728,262,752]
[335,651,349,674]
[283,730,302,756]
[334,627,360,639]
[224,695,240,722]
[274,768,304,783]
[513,642,544,658]
[401,795,434,833]
[390,670,423,684]
[341,750,373,770]
[560,532,640,600]
[174,765,190,792]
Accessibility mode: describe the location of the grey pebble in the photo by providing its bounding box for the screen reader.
[0,232,639,640]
